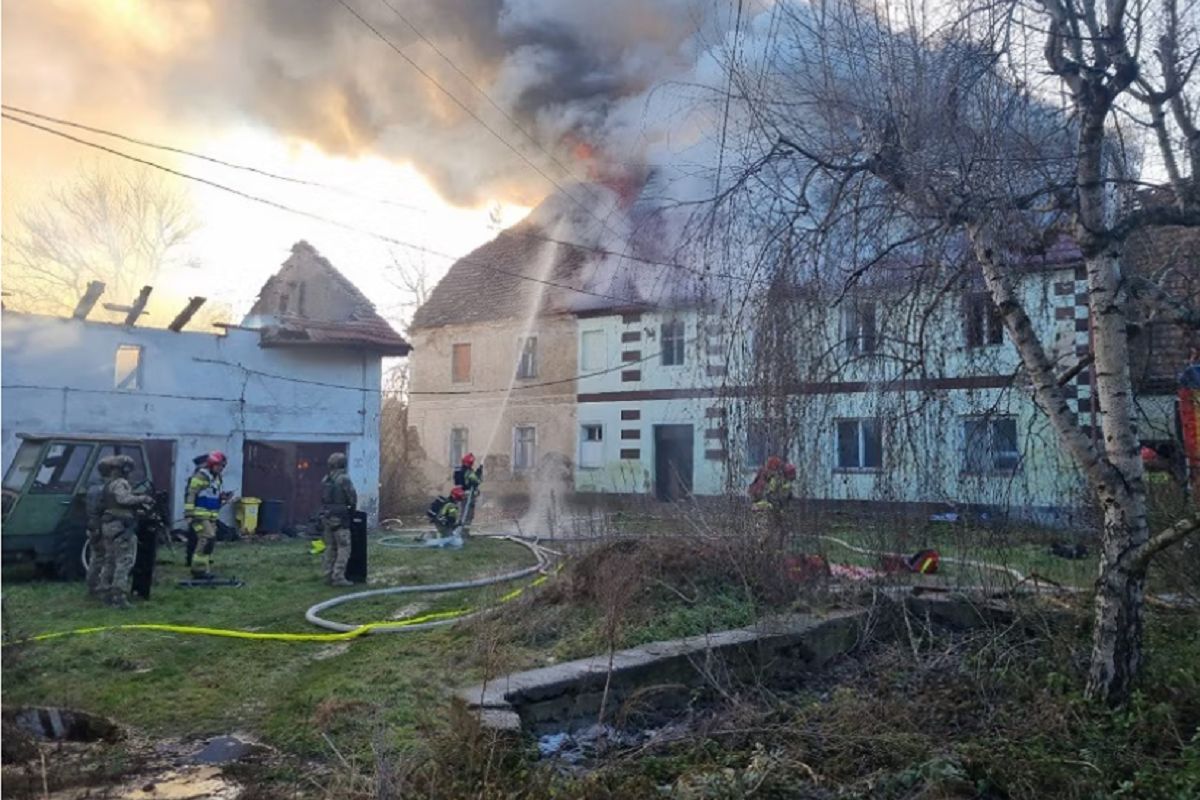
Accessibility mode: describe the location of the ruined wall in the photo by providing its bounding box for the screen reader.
[1,313,384,524]
[406,315,577,505]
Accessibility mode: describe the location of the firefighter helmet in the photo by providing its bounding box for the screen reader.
[765,455,783,472]
[450,486,466,501]
[206,451,228,469]
[783,463,797,480]
[462,452,476,468]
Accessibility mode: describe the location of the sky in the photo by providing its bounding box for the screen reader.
[1,0,772,329]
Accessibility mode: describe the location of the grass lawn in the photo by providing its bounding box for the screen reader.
[1,535,542,761]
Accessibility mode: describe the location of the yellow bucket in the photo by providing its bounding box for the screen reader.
[235,497,262,535]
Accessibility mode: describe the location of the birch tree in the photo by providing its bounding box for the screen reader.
[727,0,1199,704]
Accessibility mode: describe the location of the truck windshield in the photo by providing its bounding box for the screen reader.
[30,443,95,494]
[2,441,43,491]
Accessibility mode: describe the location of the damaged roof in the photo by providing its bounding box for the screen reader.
[410,221,591,331]
[249,241,411,355]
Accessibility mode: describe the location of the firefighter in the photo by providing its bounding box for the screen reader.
[749,456,794,547]
[184,451,231,579]
[453,453,484,527]
[426,486,464,537]
[84,457,116,598]
[319,452,357,587]
[99,455,153,608]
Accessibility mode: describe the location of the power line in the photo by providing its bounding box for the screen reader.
[0,103,428,214]
[2,105,754,286]
[1,111,654,308]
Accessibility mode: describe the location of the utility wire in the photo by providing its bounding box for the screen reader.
[2,105,754,285]
[0,103,428,214]
[1,112,655,308]
[0,338,701,402]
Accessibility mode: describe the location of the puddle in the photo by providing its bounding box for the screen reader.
[537,720,692,768]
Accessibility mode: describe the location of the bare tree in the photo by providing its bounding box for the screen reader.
[3,163,199,318]
[721,0,1198,703]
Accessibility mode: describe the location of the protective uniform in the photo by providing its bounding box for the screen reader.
[748,456,794,547]
[184,452,227,578]
[99,455,152,608]
[426,487,463,536]
[452,453,483,527]
[85,459,115,597]
[319,452,357,587]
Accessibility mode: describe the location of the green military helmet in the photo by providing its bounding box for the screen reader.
[327,452,347,470]
[96,455,123,477]
[113,454,137,475]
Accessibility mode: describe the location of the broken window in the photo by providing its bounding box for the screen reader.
[841,302,878,355]
[449,427,469,466]
[114,345,143,390]
[835,418,882,470]
[661,319,685,366]
[581,330,605,372]
[513,426,537,472]
[965,292,1004,347]
[579,424,604,468]
[31,443,94,493]
[451,343,472,383]
[517,336,538,379]
[963,417,1021,473]
[3,441,43,491]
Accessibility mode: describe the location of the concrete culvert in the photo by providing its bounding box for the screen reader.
[3,706,122,745]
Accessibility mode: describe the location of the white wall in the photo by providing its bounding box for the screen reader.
[1,313,384,523]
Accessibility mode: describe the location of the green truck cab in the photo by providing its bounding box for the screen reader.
[2,434,151,578]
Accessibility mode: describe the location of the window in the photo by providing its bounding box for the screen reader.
[579,424,604,469]
[841,302,878,355]
[965,292,1004,347]
[449,428,469,466]
[517,336,538,379]
[745,420,785,468]
[963,417,1021,473]
[92,445,147,485]
[115,345,143,390]
[3,441,43,491]
[513,426,537,472]
[451,343,472,383]
[31,443,94,493]
[835,419,882,470]
[661,320,686,366]
[581,330,605,372]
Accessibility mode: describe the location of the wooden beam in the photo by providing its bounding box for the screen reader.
[168,296,207,332]
[71,281,106,319]
[103,286,154,326]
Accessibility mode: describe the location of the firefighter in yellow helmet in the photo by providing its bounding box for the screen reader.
[319,452,357,586]
[99,455,153,608]
[184,451,231,579]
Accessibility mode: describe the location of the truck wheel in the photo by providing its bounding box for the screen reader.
[53,531,87,581]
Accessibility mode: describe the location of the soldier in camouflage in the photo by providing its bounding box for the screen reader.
[99,455,153,608]
[319,452,357,587]
[85,458,117,598]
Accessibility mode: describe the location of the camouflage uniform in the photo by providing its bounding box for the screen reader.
[84,460,116,598]
[100,455,152,608]
[320,453,357,587]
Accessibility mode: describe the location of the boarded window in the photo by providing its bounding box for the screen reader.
[965,292,1004,347]
[513,426,537,471]
[449,427,469,466]
[517,336,538,379]
[661,319,686,366]
[835,418,882,470]
[451,343,471,383]
[115,345,143,390]
[31,443,94,493]
[581,330,605,372]
[841,302,878,355]
[963,417,1020,473]
[579,424,604,468]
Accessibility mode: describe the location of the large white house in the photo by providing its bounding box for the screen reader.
[1,241,410,528]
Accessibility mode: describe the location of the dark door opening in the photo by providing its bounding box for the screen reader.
[143,440,176,520]
[654,425,694,501]
[243,441,347,528]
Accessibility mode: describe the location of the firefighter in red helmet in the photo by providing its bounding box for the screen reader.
[453,452,484,528]
[184,450,232,579]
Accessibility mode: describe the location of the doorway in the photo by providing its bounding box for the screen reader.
[243,441,347,527]
[654,425,694,501]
